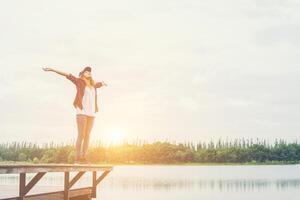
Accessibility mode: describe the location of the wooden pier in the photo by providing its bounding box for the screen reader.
[0,164,113,200]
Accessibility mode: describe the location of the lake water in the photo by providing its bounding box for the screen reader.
[1,165,300,200]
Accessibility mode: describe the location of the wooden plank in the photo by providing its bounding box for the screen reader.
[68,187,92,198]
[24,172,46,195]
[69,171,85,189]
[95,170,111,185]
[0,164,112,174]
[0,187,92,200]
[25,192,63,200]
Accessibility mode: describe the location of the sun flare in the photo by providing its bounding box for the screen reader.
[109,130,125,144]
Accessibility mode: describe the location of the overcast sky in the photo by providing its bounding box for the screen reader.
[1,0,300,144]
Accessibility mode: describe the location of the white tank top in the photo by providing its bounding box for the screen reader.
[76,86,96,117]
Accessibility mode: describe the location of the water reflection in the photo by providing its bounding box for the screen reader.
[107,177,300,191]
[2,174,300,191]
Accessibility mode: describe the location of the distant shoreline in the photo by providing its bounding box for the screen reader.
[0,161,299,166]
[1,140,300,165]
[106,162,300,166]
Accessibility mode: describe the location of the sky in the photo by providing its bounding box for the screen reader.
[1,0,300,144]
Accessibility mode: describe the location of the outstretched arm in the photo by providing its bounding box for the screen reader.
[42,67,69,77]
[42,67,78,85]
[95,81,108,88]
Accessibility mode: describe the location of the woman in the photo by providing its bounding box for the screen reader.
[42,66,107,164]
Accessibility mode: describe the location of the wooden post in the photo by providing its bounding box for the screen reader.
[64,172,70,200]
[92,171,97,198]
[19,173,26,200]
[92,170,111,198]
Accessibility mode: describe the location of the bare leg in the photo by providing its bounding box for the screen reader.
[76,114,87,160]
[82,116,95,158]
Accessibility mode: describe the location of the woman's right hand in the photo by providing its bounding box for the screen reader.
[42,67,53,72]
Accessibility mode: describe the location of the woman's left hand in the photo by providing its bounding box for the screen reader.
[102,81,108,86]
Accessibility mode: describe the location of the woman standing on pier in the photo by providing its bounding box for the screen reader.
[42,66,107,164]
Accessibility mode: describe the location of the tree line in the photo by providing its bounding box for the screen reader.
[0,139,300,164]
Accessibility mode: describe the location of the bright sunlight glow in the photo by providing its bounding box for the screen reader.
[109,130,125,145]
